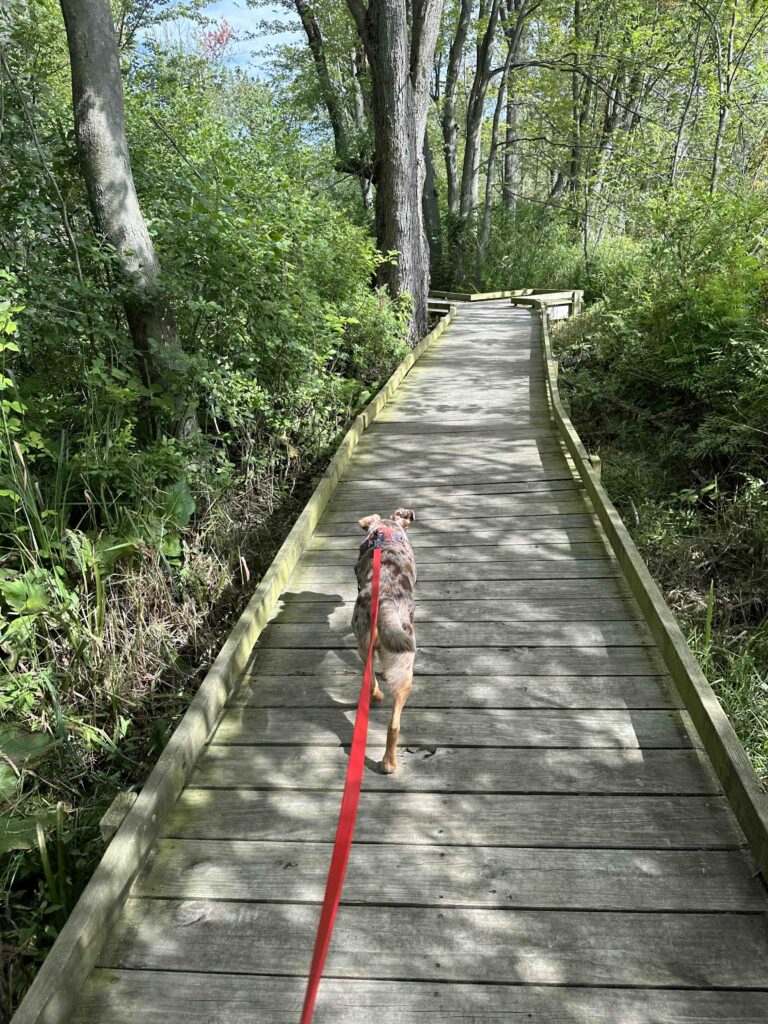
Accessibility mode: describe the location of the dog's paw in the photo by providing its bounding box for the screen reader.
[371,687,384,703]
[380,758,397,775]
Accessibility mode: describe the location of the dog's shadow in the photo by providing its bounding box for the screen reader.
[247,588,392,776]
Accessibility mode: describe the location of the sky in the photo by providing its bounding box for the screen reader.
[200,0,301,72]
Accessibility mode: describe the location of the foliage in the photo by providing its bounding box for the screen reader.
[0,3,409,1013]
[549,190,768,781]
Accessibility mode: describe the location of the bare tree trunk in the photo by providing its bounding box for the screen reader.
[59,0,192,435]
[670,19,707,187]
[441,0,472,216]
[423,132,443,268]
[503,90,520,214]
[710,5,736,194]
[459,0,501,221]
[350,49,374,216]
[347,0,443,342]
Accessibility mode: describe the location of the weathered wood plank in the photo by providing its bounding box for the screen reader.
[314,513,597,537]
[256,621,652,649]
[342,459,570,482]
[291,559,621,585]
[323,496,593,523]
[100,900,768,989]
[232,673,676,708]
[211,708,692,749]
[193,746,712,792]
[270,598,642,625]
[310,526,602,548]
[249,646,667,677]
[136,839,763,910]
[335,477,582,499]
[74,971,768,1023]
[164,790,742,848]
[308,543,610,563]
[282,578,633,603]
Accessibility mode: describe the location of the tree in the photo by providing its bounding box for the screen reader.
[59,0,191,434]
[346,0,444,341]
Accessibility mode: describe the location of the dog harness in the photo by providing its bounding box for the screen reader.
[359,523,408,557]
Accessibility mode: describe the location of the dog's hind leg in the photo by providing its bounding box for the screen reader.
[358,634,384,703]
[381,653,414,775]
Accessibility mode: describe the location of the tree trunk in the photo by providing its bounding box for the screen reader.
[441,0,472,216]
[503,90,520,215]
[350,49,374,216]
[347,0,443,343]
[59,0,191,434]
[422,133,443,268]
[459,0,501,221]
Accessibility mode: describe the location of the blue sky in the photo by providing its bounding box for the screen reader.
[201,1,300,71]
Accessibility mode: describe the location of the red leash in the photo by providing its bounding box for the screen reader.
[299,546,382,1024]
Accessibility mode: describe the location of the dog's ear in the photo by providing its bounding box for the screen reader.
[358,513,382,531]
[392,508,416,529]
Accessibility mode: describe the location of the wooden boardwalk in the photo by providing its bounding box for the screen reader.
[74,302,768,1022]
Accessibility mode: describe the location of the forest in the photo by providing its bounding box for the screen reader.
[1,0,767,1015]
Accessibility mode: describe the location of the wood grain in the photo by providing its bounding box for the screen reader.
[192,746,712,793]
[136,839,763,910]
[163,790,742,848]
[231,673,677,708]
[211,707,693,749]
[100,899,768,988]
[74,971,768,1024]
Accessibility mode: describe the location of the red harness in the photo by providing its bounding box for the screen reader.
[359,522,408,556]
[299,546,382,1023]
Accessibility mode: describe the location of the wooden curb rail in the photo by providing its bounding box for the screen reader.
[11,307,457,1024]
[510,292,768,882]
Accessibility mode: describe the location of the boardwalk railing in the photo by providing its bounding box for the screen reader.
[11,307,456,1024]
[512,291,768,882]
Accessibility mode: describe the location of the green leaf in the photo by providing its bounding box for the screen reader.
[0,574,49,615]
[0,808,58,855]
[160,479,196,531]
[0,725,57,803]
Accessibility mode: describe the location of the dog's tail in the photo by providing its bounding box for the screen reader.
[376,601,416,653]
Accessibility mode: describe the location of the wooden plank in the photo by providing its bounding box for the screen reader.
[74,971,768,1023]
[211,708,692,749]
[342,455,569,480]
[270,598,642,625]
[314,513,598,537]
[163,791,742,848]
[323,497,593,522]
[305,542,613,563]
[136,839,763,910]
[249,646,667,677]
[529,296,768,883]
[231,673,679,709]
[13,307,462,1024]
[282,578,633,602]
[290,559,621,585]
[257,621,653,649]
[334,478,582,499]
[353,438,569,457]
[193,745,712,792]
[359,421,558,438]
[309,526,602,548]
[100,900,768,989]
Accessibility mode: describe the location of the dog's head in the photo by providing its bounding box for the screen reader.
[358,508,416,531]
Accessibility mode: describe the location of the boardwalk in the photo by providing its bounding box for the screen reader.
[74,302,768,1022]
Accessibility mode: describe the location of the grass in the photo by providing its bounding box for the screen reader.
[0,453,318,1020]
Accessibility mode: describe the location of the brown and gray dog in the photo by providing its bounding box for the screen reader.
[352,508,417,774]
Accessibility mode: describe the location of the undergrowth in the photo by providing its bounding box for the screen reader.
[552,280,768,785]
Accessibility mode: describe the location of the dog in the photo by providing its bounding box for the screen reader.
[352,508,417,774]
